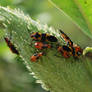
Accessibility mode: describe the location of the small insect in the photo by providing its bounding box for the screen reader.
[34,42,51,50]
[59,29,73,46]
[30,52,43,62]
[4,37,19,55]
[57,45,72,58]
[59,30,83,58]
[31,32,58,42]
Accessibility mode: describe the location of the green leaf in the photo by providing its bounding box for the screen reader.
[74,0,92,33]
[0,6,92,92]
[49,0,92,39]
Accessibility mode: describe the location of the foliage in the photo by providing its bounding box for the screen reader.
[49,0,92,39]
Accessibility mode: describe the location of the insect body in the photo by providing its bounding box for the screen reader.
[4,37,19,55]
[60,29,73,46]
[31,52,43,62]
[57,45,72,58]
[59,30,83,58]
[34,42,51,50]
[31,32,58,42]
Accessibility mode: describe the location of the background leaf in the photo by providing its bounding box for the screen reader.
[74,0,92,33]
[49,0,92,39]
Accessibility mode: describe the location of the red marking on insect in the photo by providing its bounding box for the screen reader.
[4,37,19,55]
[73,44,83,58]
[34,42,51,50]
[30,52,43,62]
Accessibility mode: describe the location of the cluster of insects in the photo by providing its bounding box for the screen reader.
[30,30,83,62]
[4,30,83,62]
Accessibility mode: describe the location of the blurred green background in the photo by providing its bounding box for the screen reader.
[0,0,92,92]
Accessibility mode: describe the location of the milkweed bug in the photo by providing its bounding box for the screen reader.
[59,29,83,58]
[59,29,73,46]
[30,52,43,62]
[57,45,72,58]
[4,37,19,55]
[31,32,58,42]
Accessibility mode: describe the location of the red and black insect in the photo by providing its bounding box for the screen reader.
[60,30,73,46]
[31,32,58,42]
[34,42,51,50]
[59,30,83,58]
[57,45,72,58]
[30,42,52,62]
[31,52,43,62]
[4,37,19,55]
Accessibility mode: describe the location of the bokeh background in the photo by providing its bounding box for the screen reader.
[0,0,92,92]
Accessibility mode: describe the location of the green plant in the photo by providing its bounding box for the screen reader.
[0,1,92,91]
